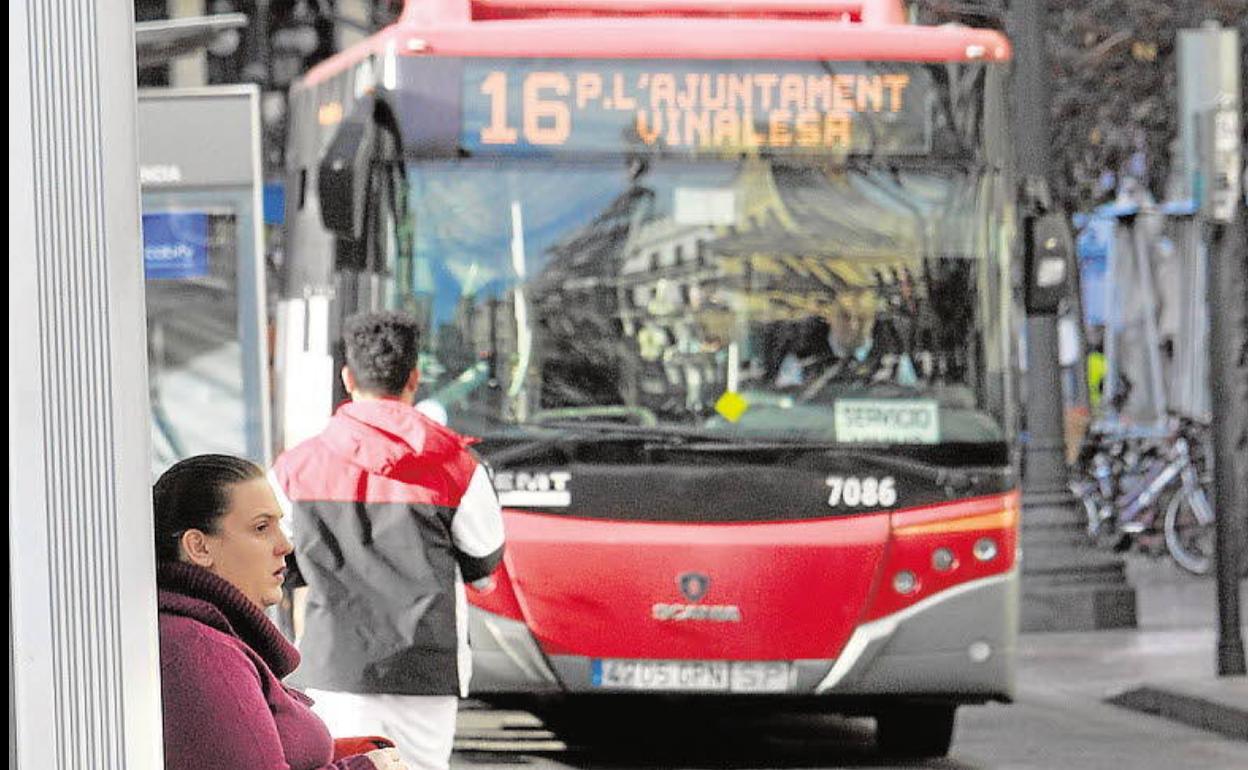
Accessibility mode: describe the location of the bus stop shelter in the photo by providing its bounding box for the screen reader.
[137,85,271,468]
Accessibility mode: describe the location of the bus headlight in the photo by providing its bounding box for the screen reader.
[973,537,999,562]
[892,571,918,595]
[931,548,957,571]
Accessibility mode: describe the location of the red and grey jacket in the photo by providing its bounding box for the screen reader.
[270,399,505,697]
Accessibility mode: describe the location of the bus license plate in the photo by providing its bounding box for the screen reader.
[592,660,791,693]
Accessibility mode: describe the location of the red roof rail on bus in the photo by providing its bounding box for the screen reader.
[400,0,907,25]
[302,0,1009,87]
[466,0,905,24]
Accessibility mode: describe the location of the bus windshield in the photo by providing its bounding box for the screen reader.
[377,58,1013,448]
[404,155,1011,447]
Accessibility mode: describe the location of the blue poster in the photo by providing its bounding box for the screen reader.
[143,212,209,279]
[1076,214,1115,328]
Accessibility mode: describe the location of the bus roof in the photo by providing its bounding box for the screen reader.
[299,0,1010,89]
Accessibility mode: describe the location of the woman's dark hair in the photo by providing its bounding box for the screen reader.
[153,454,265,563]
[343,311,421,396]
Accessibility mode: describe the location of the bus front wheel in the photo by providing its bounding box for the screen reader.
[875,703,957,758]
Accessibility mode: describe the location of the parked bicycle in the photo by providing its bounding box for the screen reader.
[1070,416,1216,575]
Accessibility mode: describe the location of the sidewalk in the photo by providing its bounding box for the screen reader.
[1019,554,1248,740]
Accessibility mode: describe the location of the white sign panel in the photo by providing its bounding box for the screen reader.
[834,399,940,444]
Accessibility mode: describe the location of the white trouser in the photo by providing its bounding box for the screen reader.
[306,689,458,770]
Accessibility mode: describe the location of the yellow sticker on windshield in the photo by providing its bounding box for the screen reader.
[715,391,749,423]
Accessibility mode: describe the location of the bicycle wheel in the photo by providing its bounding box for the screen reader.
[1070,480,1104,539]
[1162,488,1214,576]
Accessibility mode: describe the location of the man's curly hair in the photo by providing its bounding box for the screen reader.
[343,311,421,396]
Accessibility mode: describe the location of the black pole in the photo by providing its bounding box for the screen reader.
[243,0,272,87]
[1208,215,1247,676]
[1011,0,1046,185]
[1010,0,1137,630]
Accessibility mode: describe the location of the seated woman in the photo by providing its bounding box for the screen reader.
[153,454,407,770]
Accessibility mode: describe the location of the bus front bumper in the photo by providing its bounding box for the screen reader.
[468,570,1017,702]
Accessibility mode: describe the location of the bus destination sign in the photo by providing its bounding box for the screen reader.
[461,59,934,157]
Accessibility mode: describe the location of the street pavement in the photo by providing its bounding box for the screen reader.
[450,555,1248,769]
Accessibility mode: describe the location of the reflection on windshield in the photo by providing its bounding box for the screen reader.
[404,157,1007,444]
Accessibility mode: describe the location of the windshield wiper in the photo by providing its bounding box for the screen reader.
[665,439,980,493]
[826,447,978,492]
[538,420,739,441]
[482,420,737,466]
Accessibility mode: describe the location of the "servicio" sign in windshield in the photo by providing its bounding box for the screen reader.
[834,399,940,444]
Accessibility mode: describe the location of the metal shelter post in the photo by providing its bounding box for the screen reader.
[1181,19,1245,677]
[9,1,164,767]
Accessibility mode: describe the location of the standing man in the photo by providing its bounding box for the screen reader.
[271,311,505,770]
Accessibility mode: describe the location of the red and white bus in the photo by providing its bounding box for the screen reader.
[277,0,1019,757]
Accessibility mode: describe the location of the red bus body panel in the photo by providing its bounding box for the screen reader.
[499,511,889,659]
[470,493,1018,661]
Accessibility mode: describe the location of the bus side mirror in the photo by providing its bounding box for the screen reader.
[1023,212,1072,315]
[318,96,377,240]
